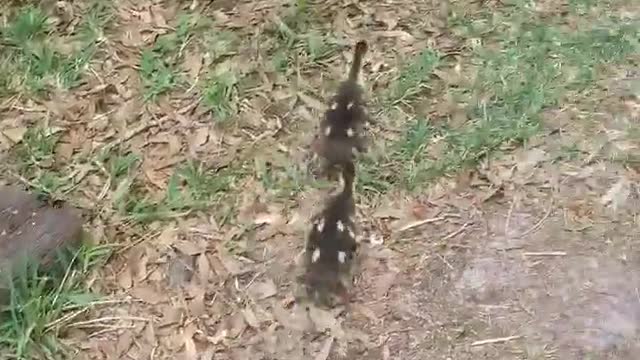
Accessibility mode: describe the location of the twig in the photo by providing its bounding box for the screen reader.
[505,197,517,236]
[470,335,522,347]
[517,201,553,238]
[397,216,445,233]
[523,251,567,257]
[68,316,150,328]
[442,221,471,241]
[436,253,454,270]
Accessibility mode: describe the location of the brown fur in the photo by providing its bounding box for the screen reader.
[313,41,371,179]
[303,162,359,306]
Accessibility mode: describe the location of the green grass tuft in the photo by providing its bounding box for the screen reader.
[389,49,441,104]
[0,244,111,359]
[202,70,239,123]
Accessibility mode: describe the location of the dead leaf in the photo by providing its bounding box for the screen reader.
[227,312,246,338]
[1,127,28,144]
[601,177,631,211]
[116,332,134,358]
[218,252,250,276]
[242,306,260,328]
[173,240,203,256]
[273,304,311,332]
[516,148,547,174]
[131,285,164,305]
[378,30,415,42]
[196,253,211,284]
[374,272,397,297]
[184,50,203,80]
[298,92,326,112]
[253,212,283,225]
[117,265,133,289]
[315,336,334,360]
[188,288,206,318]
[190,127,209,148]
[168,253,194,288]
[307,306,339,333]
[248,278,277,300]
[56,142,75,161]
[182,325,198,360]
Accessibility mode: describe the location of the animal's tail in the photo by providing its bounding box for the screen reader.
[341,161,356,198]
[348,40,368,82]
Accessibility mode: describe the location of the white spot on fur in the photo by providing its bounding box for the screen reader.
[315,217,325,232]
[324,126,331,136]
[330,102,338,110]
[336,220,345,232]
[338,251,347,263]
[348,227,356,240]
[346,127,355,137]
[347,101,354,110]
[312,248,321,263]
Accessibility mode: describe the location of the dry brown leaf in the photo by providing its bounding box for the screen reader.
[307,306,339,333]
[228,312,247,338]
[242,306,260,328]
[131,285,164,305]
[115,332,134,358]
[117,265,133,289]
[173,240,203,256]
[601,176,631,211]
[166,133,183,157]
[168,253,194,288]
[56,142,75,161]
[218,252,250,276]
[315,336,334,360]
[144,165,168,190]
[248,278,278,300]
[184,50,203,81]
[297,92,326,112]
[196,253,211,284]
[127,247,148,281]
[160,306,185,328]
[516,148,547,174]
[112,99,139,136]
[1,127,28,144]
[374,272,397,298]
[190,127,209,148]
[377,30,415,42]
[188,288,206,318]
[182,324,198,360]
[272,305,311,332]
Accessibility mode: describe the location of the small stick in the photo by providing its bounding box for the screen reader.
[505,197,517,236]
[517,201,553,238]
[470,335,522,347]
[442,221,471,241]
[523,251,567,257]
[397,216,445,233]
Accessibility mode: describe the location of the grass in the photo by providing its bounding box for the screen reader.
[357,6,639,194]
[388,49,441,105]
[0,3,110,95]
[202,70,239,123]
[139,13,199,101]
[114,161,239,223]
[0,244,111,359]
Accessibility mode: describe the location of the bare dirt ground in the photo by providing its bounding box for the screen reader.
[1,0,640,359]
